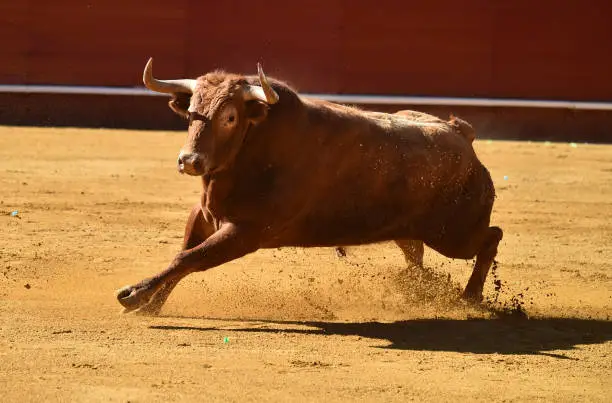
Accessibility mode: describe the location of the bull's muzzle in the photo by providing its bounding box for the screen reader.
[177,151,204,176]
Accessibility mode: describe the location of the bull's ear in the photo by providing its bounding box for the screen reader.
[168,93,191,119]
[245,101,269,125]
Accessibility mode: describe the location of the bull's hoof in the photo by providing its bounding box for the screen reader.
[461,288,484,303]
[116,284,154,313]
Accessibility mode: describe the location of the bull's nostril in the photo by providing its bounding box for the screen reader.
[192,158,202,172]
[176,152,203,175]
[177,154,187,173]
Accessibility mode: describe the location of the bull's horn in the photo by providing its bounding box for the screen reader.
[257,63,279,104]
[142,57,197,94]
[243,63,279,104]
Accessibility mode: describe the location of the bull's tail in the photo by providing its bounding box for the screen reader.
[448,114,476,144]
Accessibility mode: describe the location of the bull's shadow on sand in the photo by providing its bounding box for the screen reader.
[150,316,612,358]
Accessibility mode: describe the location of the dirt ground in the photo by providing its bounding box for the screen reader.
[0,126,611,402]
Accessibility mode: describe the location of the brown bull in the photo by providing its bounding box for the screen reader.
[116,58,502,315]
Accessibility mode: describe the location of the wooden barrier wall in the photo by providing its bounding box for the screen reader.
[2,0,611,100]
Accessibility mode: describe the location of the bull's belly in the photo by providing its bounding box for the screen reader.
[260,185,491,250]
[262,230,411,249]
[261,208,423,248]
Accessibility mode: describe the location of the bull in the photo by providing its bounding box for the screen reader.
[116,58,502,315]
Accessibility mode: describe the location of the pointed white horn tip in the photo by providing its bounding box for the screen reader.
[143,57,154,85]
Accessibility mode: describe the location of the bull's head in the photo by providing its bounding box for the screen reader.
[143,58,279,176]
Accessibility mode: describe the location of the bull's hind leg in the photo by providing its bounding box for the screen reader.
[128,204,214,315]
[394,239,424,267]
[462,226,503,301]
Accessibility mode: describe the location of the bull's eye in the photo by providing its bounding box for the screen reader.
[217,104,238,130]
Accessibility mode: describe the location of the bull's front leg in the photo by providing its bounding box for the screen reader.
[116,223,259,313]
[125,204,214,316]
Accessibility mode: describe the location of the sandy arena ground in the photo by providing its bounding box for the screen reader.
[0,126,611,402]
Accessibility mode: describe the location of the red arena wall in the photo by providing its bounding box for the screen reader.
[2,0,611,100]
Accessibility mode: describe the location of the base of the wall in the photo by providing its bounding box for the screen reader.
[1,93,610,143]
